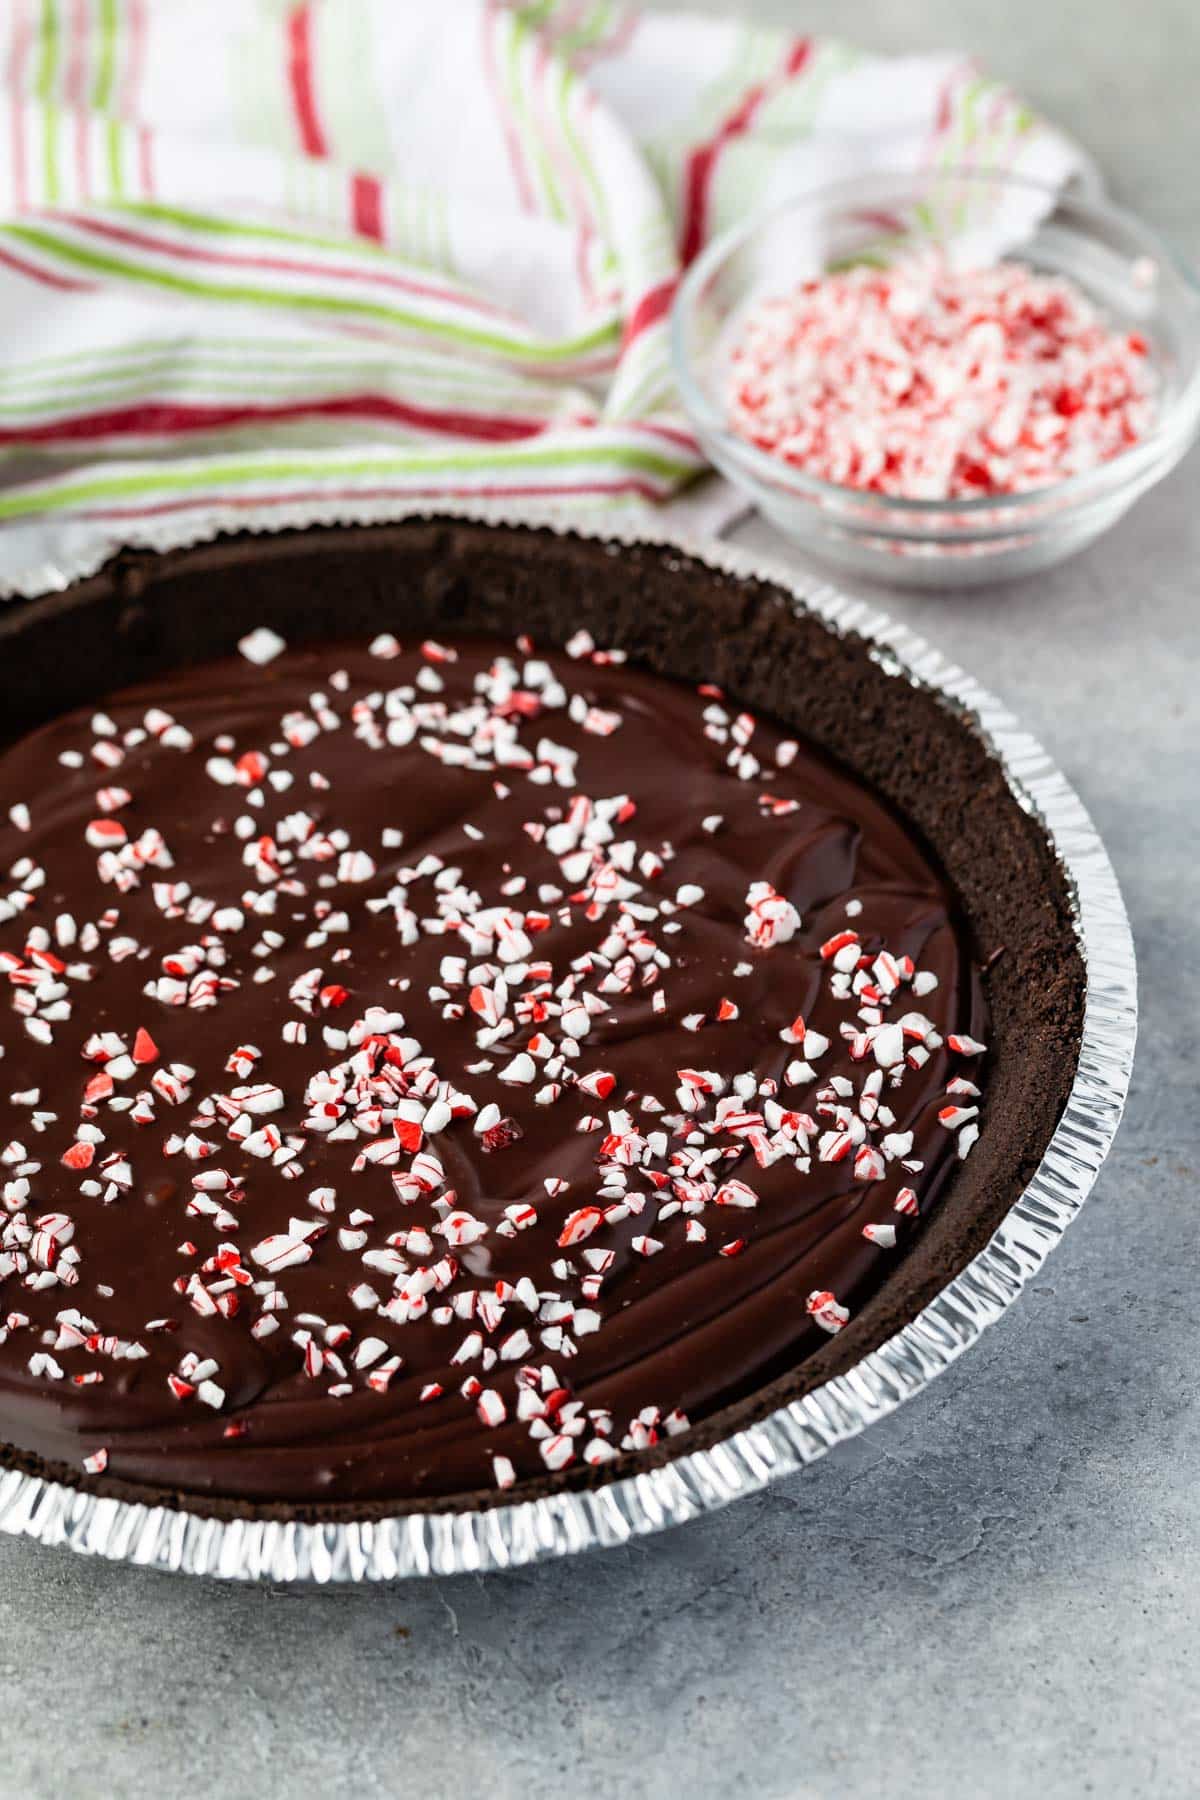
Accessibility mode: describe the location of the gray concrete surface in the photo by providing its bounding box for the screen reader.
[1,4,1197,1797]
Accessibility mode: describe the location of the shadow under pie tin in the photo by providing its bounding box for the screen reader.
[0,514,1135,1580]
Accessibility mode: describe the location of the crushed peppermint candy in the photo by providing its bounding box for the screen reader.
[237,627,287,666]
[726,251,1157,499]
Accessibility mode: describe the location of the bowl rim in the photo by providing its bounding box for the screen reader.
[670,166,1200,521]
[0,508,1138,1581]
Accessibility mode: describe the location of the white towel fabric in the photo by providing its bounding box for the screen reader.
[0,0,1083,592]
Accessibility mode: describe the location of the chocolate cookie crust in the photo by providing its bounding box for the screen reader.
[0,522,1084,1520]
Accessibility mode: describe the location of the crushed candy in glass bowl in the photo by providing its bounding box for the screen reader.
[672,170,1200,588]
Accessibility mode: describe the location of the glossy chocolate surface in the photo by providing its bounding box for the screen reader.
[0,634,985,1502]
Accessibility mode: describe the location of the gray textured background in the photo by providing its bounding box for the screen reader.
[2,4,1197,1796]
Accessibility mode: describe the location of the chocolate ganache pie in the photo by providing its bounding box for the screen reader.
[0,524,1083,1515]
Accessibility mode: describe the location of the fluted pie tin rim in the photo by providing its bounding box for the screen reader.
[0,507,1136,1581]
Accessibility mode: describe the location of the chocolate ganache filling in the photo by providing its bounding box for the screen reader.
[0,629,987,1504]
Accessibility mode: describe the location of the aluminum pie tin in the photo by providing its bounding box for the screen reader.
[0,507,1137,1582]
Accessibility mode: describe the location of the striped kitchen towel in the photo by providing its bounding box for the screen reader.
[0,0,1082,593]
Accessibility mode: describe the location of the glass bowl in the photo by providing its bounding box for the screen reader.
[671,170,1200,589]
